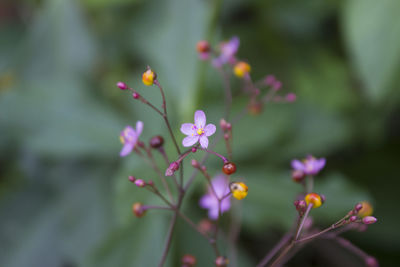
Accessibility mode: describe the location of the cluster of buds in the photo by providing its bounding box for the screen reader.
[128,176,154,188]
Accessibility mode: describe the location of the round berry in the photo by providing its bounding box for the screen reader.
[132,202,146,218]
[304,193,323,208]
[222,162,236,175]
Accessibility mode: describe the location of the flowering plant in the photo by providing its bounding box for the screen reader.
[116,37,378,267]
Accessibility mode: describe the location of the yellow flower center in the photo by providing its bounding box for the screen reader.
[119,135,125,144]
[197,128,204,135]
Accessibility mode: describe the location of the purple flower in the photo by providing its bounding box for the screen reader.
[119,121,143,157]
[180,110,216,149]
[212,36,240,67]
[199,174,231,220]
[291,155,326,176]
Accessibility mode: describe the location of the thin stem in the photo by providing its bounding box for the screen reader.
[159,212,178,267]
[217,67,233,119]
[143,205,172,211]
[257,233,292,267]
[295,204,313,240]
[158,147,181,191]
[333,236,369,259]
[306,175,314,193]
[200,148,229,163]
[144,147,174,203]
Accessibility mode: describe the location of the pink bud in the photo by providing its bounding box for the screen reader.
[355,203,363,212]
[349,216,357,222]
[128,176,136,182]
[273,81,282,90]
[286,93,296,102]
[117,82,128,90]
[191,147,197,153]
[362,216,377,225]
[365,256,379,267]
[265,75,276,85]
[191,159,200,168]
[134,179,146,187]
[133,92,140,99]
[165,161,179,176]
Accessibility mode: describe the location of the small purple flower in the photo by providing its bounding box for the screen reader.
[180,110,216,149]
[199,174,231,220]
[212,36,240,67]
[119,121,143,157]
[291,155,326,176]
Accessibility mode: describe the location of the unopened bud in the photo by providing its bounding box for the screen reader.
[132,202,146,218]
[191,159,200,168]
[285,93,296,102]
[117,81,128,90]
[215,256,229,267]
[165,161,180,176]
[147,180,154,186]
[355,203,363,212]
[134,179,146,187]
[292,170,305,183]
[133,92,140,99]
[220,119,228,130]
[191,147,197,153]
[128,176,136,182]
[265,75,276,85]
[150,135,164,148]
[349,216,357,222]
[365,256,379,267]
[362,216,377,225]
[181,254,197,267]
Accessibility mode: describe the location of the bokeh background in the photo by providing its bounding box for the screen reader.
[1,0,399,266]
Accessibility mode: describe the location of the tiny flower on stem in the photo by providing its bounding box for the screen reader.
[230,182,248,200]
[149,135,164,148]
[291,155,326,176]
[117,81,128,90]
[213,36,240,67]
[180,110,216,149]
[199,174,231,220]
[305,193,323,208]
[142,67,156,86]
[119,121,143,157]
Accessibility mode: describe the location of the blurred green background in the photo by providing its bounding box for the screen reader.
[1,0,399,266]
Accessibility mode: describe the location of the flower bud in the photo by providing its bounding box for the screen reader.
[305,193,323,208]
[230,182,248,200]
[191,159,200,168]
[117,81,128,90]
[349,216,357,222]
[285,93,296,102]
[132,92,140,99]
[222,162,236,175]
[292,170,305,183]
[365,256,379,267]
[294,199,307,213]
[165,161,180,176]
[128,176,136,182]
[362,216,377,225]
[196,40,210,53]
[147,180,154,186]
[150,135,164,148]
[134,179,146,187]
[132,202,146,218]
[142,67,157,86]
[358,201,373,218]
[273,81,282,90]
[191,147,197,153]
[233,61,251,78]
[265,75,276,85]
[215,256,229,267]
[247,102,263,115]
[220,119,228,131]
[198,219,215,235]
[181,254,197,267]
[355,203,363,212]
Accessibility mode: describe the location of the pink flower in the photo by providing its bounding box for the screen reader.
[291,155,326,176]
[180,110,216,149]
[119,121,143,157]
[199,174,231,220]
[212,36,240,67]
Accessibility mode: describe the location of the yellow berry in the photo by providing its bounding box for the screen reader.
[230,182,248,200]
[304,193,322,208]
[233,61,251,78]
[132,202,146,217]
[142,68,156,86]
[358,201,373,218]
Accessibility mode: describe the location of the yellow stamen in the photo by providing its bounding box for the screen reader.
[197,128,204,135]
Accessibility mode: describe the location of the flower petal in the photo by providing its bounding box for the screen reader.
[208,208,219,220]
[180,123,196,135]
[135,121,143,137]
[204,124,216,137]
[182,135,199,147]
[199,136,209,149]
[120,143,134,157]
[220,197,231,213]
[211,174,229,198]
[194,110,206,128]
[199,195,214,209]
[291,159,304,171]
[316,158,326,171]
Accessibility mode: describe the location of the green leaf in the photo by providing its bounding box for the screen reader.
[342,0,400,102]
